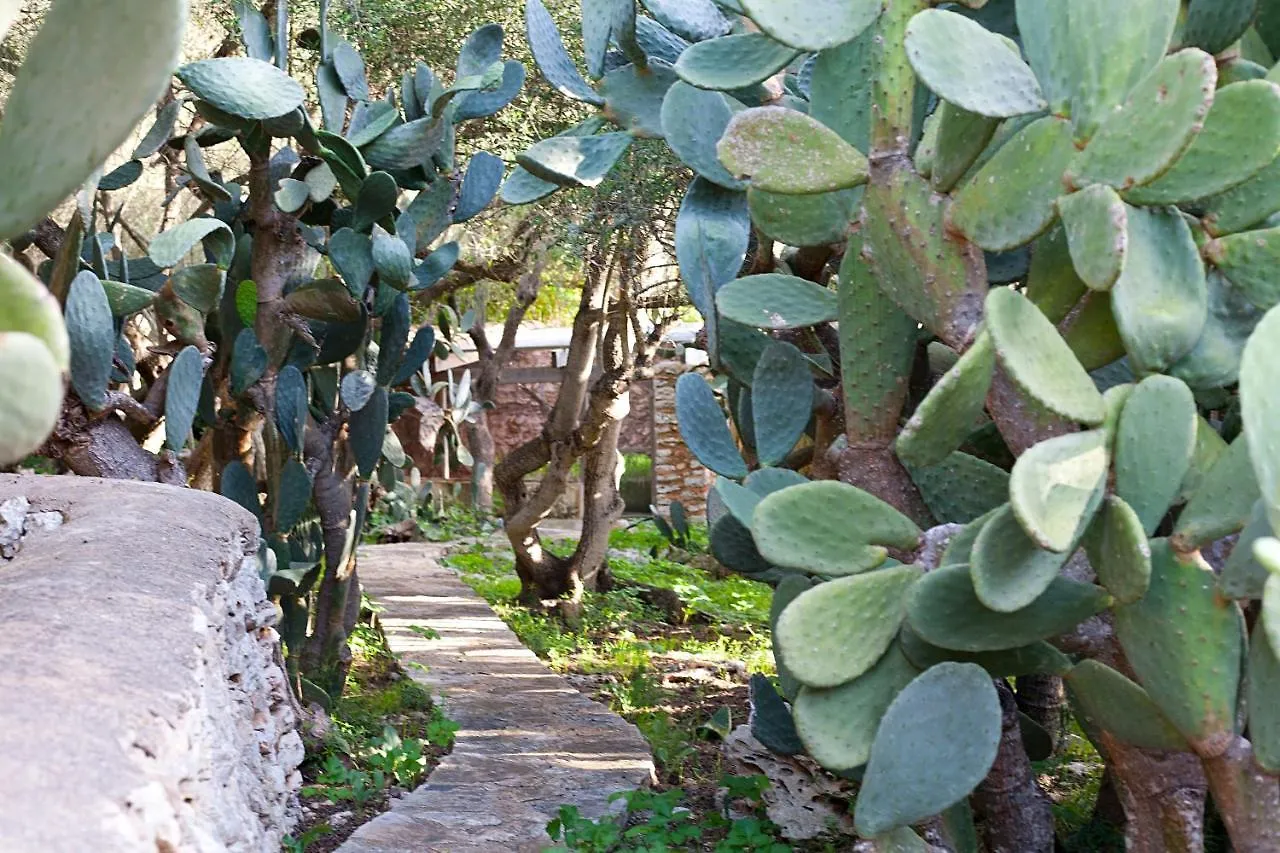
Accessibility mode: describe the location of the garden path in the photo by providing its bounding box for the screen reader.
[336,542,656,853]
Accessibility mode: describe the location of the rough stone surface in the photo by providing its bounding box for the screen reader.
[0,475,302,853]
[652,360,713,519]
[338,542,656,853]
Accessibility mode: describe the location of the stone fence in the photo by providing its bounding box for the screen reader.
[0,475,301,853]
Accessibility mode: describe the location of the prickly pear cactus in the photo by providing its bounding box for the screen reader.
[513,0,1280,846]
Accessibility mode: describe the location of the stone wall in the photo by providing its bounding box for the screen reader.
[652,360,713,519]
[0,475,301,853]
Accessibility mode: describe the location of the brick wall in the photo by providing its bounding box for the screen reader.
[651,360,713,520]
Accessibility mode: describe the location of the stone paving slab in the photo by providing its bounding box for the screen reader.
[337,543,656,853]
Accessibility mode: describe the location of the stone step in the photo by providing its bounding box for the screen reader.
[337,543,655,853]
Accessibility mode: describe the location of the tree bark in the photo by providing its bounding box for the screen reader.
[1200,736,1280,852]
[970,681,1057,853]
[1016,674,1065,753]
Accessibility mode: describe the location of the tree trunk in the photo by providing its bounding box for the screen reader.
[1093,731,1208,853]
[570,417,625,591]
[1200,736,1280,852]
[464,413,495,511]
[1016,674,1065,753]
[970,681,1057,853]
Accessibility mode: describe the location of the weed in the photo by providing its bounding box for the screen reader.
[281,823,332,853]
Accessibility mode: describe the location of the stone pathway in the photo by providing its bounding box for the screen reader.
[337,543,656,853]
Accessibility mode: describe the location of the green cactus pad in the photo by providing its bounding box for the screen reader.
[1183,0,1258,54]
[1065,660,1189,751]
[1169,271,1265,390]
[717,106,869,195]
[349,386,389,478]
[0,254,69,372]
[752,481,921,576]
[794,644,918,772]
[908,453,1010,525]
[739,0,880,52]
[748,188,860,248]
[1110,204,1208,373]
[863,168,987,348]
[808,24,876,150]
[771,574,816,700]
[643,0,729,42]
[838,236,918,443]
[1114,539,1243,749]
[1063,294,1128,372]
[941,509,999,566]
[1248,621,1280,773]
[1082,495,1152,605]
[895,331,996,469]
[1173,437,1262,551]
[899,625,1072,678]
[854,662,1001,837]
[1221,501,1273,600]
[1057,185,1128,292]
[1127,80,1280,205]
[164,346,204,451]
[0,332,65,467]
[661,82,745,190]
[1017,0,1180,139]
[715,274,838,330]
[1206,226,1280,311]
[1202,157,1280,237]
[949,116,1075,252]
[517,132,634,188]
[1265,574,1280,675]
[675,372,748,479]
[774,565,922,688]
[675,178,750,358]
[150,218,234,269]
[752,340,814,466]
[274,458,314,533]
[1009,429,1110,553]
[906,564,1110,652]
[169,265,226,313]
[1177,416,1230,505]
[1026,226,1089,324]
[525,0,605,105]
[220,460,263,522]
[1068,49,1216,190]
[986,286,1107,425]
[274,366,308,455]
[1241,307,1280,526]
[971,504,1077,613]
[930,103,1000,195]
[65,272,115,412]
[903,9,1044,118]
[715,478,761,527]
[1113,375,1198,534]
[749,673,805,756]
[600,60,678,138]
[673,32,799,92]
[710,514,774,576]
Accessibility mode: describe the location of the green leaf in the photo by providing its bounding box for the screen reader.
[1126,80,1280,205]
[740,0,880,52]
[517,133,633,188]
[169,264,225,314]
[752,481,921,576]
[353,171,400,232]
[65,272,115,411]
[718,107,869,194]
[854,663,1001,837]
[101,279,157,317]
[673,33,800,92]
[0,0,186,240]
[235,280,258,327]
[1057,185,1127,292]
[715,274,837,330]
[525,0,604,105]
[164,346,204,451]
[331,38,369,100]
[904,9,1045,118]
[775,565,922,688]
[1110,205,1208,373]
[363,118,448,171]
[675,372,747,478]
[1068,49,1216,190]
[751,341,813,467]
[177,57,306,120]
[329,228,375,297]
[1114,375,1198,535]
[950,116,1074,252]
[986,287,1106,425]
[454,152,505,222]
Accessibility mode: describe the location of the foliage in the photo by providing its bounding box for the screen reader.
[514,0,1280,846]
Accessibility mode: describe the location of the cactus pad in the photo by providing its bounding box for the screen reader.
[1206,226,1280,312]
[986,286,1107,425]
[771,574,816,700]
[740,0,880,53]
[717,106,869,195]
[907,564,1110,652]
[793,643,917,771]
[895,331,996,469]
[1202,157,1280,237]
[748,188,860,248]
[752,481,921,576]
[904,9,1045,118]
[1250,299,1280,514]
[752,340,814,466]
[971,504,1076,613]
[1110,204,1208,373]
[1083,495,1152,605]
[674,32,799,92]
[1065,660,1189,751]
[1169,271,1265,391]
[1173,437,1262,551]
[1220,501,1274,600]
[949,116,1075,252]
[1248,620,1280,773]
[525,0,605,105]
[716,274,838,330]
[1114,539,1243,749]
[774,564,922,688]
[899,626,1073,679]
[676,372,748,478]
[1114,375,1198,534]
[1009,429,1110,553]
[854,662,1001,837]
[710,514,774,576]
[930,102,999,194]
[65,272,115,412]
[661,82,745,190]
[0,332,65,467]
[908,453,1010,525]
[517,132,634,187]
[1057,185,1128,292]
[0,253,69,371]
[1069,49,1216,190]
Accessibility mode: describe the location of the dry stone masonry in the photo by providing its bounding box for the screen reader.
[0,475,302,853]
[653,360,714,519]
